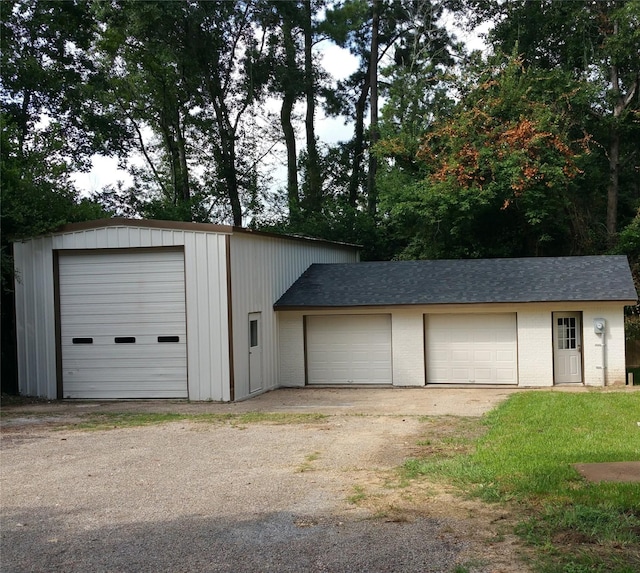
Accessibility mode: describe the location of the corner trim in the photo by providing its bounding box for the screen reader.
[226,235,235,402]
[53,251,63,399]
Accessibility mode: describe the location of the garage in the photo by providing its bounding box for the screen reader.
[305,315,392,384]
[426,314,518,385]
[58,249,188,398]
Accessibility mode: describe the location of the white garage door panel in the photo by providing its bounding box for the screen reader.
[59,250,188,399]
[306,315,392,385]
[427,314,517,385]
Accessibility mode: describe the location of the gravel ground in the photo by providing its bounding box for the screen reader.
[1,388,537,572]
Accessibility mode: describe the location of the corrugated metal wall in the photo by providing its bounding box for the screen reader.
[229,233,359,400]
[14,238,57,399]
[13,225,231,400]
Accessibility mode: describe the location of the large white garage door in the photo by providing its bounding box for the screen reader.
[306,315,392,385]
[426,314,517,385]
[59,250,188,399]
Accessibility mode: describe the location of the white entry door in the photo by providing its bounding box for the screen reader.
[248,313,263,393]
[553,312,583,384]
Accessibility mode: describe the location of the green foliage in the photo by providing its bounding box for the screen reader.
[475,0,640,238]
[380,54,594,259]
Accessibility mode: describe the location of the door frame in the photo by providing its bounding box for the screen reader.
[552,311,584,384]
[248,312,263,393]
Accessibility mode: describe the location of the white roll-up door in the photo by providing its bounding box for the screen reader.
[58,249,188,398]
[426,314,517,385]
[305,315,392,385]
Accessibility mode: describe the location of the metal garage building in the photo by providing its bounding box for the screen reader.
[13,219,358,401]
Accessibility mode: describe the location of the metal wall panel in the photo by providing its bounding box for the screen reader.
[229,234,359,400]
[14,238,57,398]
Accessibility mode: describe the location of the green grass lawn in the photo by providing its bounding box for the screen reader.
[405,391,640,573]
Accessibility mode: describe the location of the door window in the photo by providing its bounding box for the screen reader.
[557,317,577,350]
[250,319,258,348]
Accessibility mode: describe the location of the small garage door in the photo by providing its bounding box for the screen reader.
[58,249,188,399]
[306,315,392,385]
[426,314,517,385]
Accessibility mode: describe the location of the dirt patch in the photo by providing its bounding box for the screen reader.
[573,461,640,483]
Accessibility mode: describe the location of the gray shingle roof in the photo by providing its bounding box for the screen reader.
[274,256,637,308]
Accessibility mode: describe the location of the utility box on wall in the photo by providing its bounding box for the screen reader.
[593,318,606,334]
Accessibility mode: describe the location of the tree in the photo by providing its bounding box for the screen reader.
[465,0,640,242]
[379,55,592,259]
[95,0,275,226]
[1,0,111,392]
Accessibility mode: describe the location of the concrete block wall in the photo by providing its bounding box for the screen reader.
[516,309,554,387]
[581,306,627,386]
[278,311,306,387]
[391,310,425,386]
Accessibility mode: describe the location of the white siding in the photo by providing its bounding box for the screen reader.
[14,225,230,400]
[229,233,358,400]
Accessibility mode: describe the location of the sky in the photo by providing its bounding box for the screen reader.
[71,16,489,198]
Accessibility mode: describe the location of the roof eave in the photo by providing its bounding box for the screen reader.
[274,298,638,311]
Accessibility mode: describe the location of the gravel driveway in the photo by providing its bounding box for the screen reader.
[1,388,527,572]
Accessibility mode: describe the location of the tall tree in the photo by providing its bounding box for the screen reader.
[367,0,380,216]
[466,0,640,242]
[1,0,109,392]
[302,0,323,215]
[96,0,274,226]
[379,55,591,259]
[323,0,458,217]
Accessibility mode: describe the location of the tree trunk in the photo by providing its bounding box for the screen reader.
[281,16,299,221]
[605,19,638,241]
[175,121,190,205]
[348,69,370,208]
[304,0,322,213]
[221,127,242,227]
[607,126,620,239]
[367,0,379,217]
[160,109,191,218]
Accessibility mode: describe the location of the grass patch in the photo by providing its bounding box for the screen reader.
[404,391,640,572]
[66,411,326,431]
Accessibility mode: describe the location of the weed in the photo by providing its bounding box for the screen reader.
[296,451,321,473]
[347,485,367,504]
